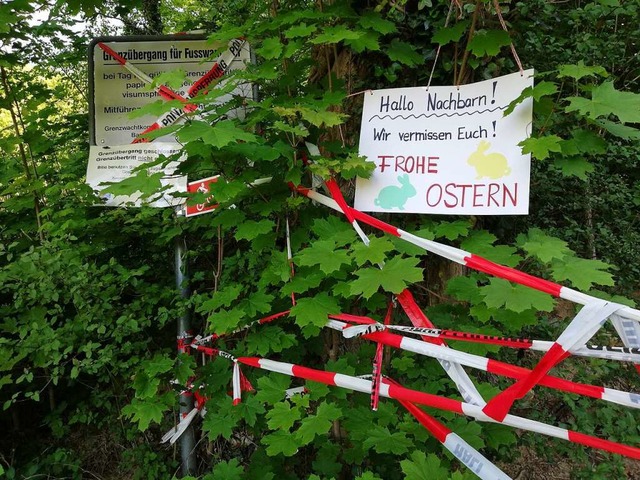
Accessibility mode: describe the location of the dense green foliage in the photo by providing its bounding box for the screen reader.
[1,0,639,478]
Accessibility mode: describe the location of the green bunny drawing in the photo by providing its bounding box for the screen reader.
[467,140,511,179]
[374,174,417,210]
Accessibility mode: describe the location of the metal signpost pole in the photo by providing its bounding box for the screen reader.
[175,236,196,476]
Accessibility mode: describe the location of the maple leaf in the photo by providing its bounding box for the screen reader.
[284,23,317,39]
[208,307,245,334]
[519,135,563,160]
[400,451,449,480]
[551,257,615,290]
[516,227,573,263]
[235,219,275,241]
[263,430,299,456]
[210,459,243,480]
[467,29,511,57]
[255,374,292,404]
[386,39,423,66]
[295,402,342,445]
[480,278,555,313]
[351,256,423,299]
[553,156,595,179]
[296,240,352,275]
[202,405,239,440]
[310,26,362,44]
[245,327,297,356]
[460,230,521,267]
[267,401,302,430]
[198,284,243,312]
[558,60,608,81]
[121,397,168,431]
[351,236,394,266]
[178,120,257,148]
[257,37,283,59]
[290,293,341,335]
[362,426,412,454]
[281,270,324,295]
[239,291,274,316]
[565,82,640,124]
[344,31,380,53]
[358,11,396,34]
[434,220,471,241]
[432,20,470,45]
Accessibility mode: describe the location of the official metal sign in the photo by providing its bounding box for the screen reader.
[88,35,251,146]
[185,176,219,217]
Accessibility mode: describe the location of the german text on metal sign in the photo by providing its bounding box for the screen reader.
[89,35,251,146]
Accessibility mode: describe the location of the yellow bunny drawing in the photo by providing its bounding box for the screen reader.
[467,141,511,180]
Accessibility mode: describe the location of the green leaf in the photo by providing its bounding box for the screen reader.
[345,31,381,53]
[178,120,257,148]
[295,402,342,445]
[460,231,521,267]
[565,82,640,124]
[284,23,317,39]
[282,271,324,295]
[290,293,341,335]
[267,401,302,430]
[297,107,347,127]
[479,278,555,313]
[362,425,412,454]
[432,20,469,45]
[210,459,243,480]
[121,397,168,431]
[100,170,165,200]
[199,285,243,312]
[235,219,275,241]
[467,30,511,57]
[558,60,608,81]
[358,11,396,34]
[400,451,449,480]
[296,240,351,275]
[595,119,640,140]
[551,257,615,290]
[256,374,292,404]
[446,275,483,304]
[434,220,471,241]
[570,129,607,154]
[553,156,594,179]
[311,26,362,44]
[263,429,300,456]
[202,402,240,440]
[208,308,245,334]
[516,228,573,263]
[240,291,275,316]
[504,82,558,116]
[386,39,423,66]
[258,37,283,59]
[351,256,423,299]
[245,327,296,356]
[519,135,563,160]
[143,355,174,376]
[482,423,517,450]
[151,68,187,90]
[351,236,395,266]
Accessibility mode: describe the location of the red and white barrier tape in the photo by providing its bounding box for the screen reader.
[483,300,622,421]
[236,355,640,460]
[340,319,640,363]
[384,377,511,480]
[131,38,246,143]
[326,318,640,410]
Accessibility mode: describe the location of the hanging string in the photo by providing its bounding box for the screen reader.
[492,0,525,75]
[426,0,456,89]
[345,89,373,98]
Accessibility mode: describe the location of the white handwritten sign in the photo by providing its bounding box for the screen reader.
[354,69,534,215]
